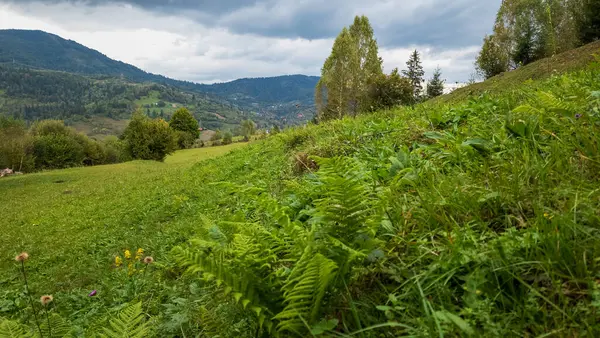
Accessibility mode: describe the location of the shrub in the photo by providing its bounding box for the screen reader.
[169,108,199,149]
[367,68,414,110]
[33,133,85,169]
[222,131,233,145]
[0,117,34,172]
[123,111,177,162]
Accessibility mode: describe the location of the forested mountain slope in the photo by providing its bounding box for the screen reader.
[0,29,319,124]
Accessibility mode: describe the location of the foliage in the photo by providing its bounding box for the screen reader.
[316,16,383,121]
[573,0,600,44]
[426,67,445,98]
[122,111,177,162]
[367,68,414,110]
[240,119,256,141]
[476,35,511,79]
[99,302,151,338]
[169,108,199,149]
[222,131,233,145]
[0,117,34,171]
[402,49,425,100]
[477,0,582,78]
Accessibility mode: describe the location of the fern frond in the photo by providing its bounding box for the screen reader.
[98,302,151,338]
[311,156,382,244]
[273,250,338,336]
[38,313,74,338]
[0,318,33,338]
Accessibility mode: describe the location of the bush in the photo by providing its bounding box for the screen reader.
[123,112,177,162]
[169,108,199,149]
[367,68,414,110]
[222,131,233,145]
[103,136,131,163]
[33,133,85,169]
[0,117,34,172]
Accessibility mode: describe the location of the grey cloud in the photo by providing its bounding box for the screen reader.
[6,0,501,48]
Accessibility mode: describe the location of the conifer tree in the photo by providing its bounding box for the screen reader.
[426,67,445,98]
[402,50,425,101]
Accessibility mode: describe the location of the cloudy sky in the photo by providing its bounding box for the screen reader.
[0,0,501,84]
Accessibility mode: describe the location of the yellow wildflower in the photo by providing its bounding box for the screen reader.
[127,262,135,276]
[115,256,123,267]
[124,249,131,259]
[135,248,144,260]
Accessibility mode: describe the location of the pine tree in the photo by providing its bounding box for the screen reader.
[402,50,425,101]
[426,67,445,98]
[315,15,383,121]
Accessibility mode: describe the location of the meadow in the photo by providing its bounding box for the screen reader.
[1,51,600,337]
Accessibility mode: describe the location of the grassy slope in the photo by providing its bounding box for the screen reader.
[1,44,600,336]
[436,40,600,103]
[0,143,253,290]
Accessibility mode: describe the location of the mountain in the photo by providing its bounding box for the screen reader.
[0,29,319,125]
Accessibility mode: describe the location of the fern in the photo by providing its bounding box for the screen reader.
[98,302,151,338]
[0,318,33,338]
[39,313,74,338]
[273,249,338,335]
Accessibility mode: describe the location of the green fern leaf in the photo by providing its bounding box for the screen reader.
[274,250,338,335]
[0,318,33,338]
[98,302,151,338]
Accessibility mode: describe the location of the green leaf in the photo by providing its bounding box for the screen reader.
[434,310,475,336]
[310,319,339,335]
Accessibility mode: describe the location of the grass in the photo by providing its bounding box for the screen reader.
[1,45,600,337]
[0,143,248,293]
[437,40,600,103]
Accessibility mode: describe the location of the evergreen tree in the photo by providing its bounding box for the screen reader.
[402,50,425,101]
[315,15,383,121]
[426,67,445,98]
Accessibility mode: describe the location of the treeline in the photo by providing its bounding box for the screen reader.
[315,16,445,122]
[0,108,204,172]
[0,117,129,172]
[476,0,600,78]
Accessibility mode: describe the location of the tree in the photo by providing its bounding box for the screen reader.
[122,111,176,162]
[574,0,600,44]
[402,50,425,101]
[479,0,578,73]
[169,107,199,149]
[426,67,445,98]
[476,35,510,79]
[0,117,34,171]
[367,68,414,110]
[222,131,233,145]
[315,15,383,121]
[241,119,256,141]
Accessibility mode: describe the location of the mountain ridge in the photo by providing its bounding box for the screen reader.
[0,29,319,118]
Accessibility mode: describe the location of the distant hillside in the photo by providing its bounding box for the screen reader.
[0,65,272,138]
[0,29,319,123]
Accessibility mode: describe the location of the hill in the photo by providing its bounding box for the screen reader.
[1,42,600,336]
[0,29,319,124]
[437,40,600,103]
[0,65,261,138]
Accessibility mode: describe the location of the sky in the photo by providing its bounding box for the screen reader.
[0,0,501,84]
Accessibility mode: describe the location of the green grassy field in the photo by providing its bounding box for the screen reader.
[0,143,249,293]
